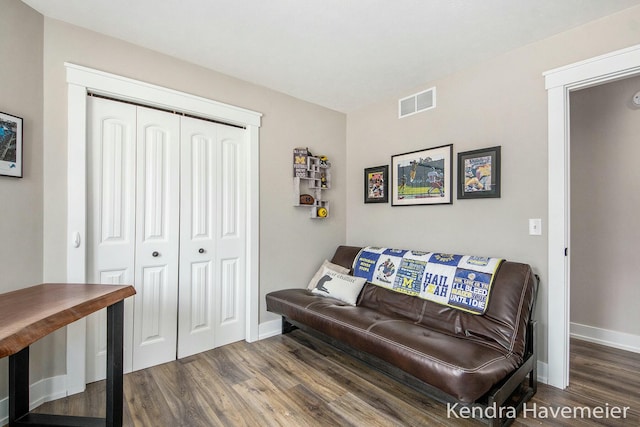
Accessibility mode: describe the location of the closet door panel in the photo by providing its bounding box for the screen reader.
[86,96,136,381]
[178,117,217,358]
[132,107,180,371]
[220,258,240,324]
[215,128,247,347]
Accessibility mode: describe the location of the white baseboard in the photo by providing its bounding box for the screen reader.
[0,397,6,427]
[0,374,67,426]
[536,361,548,384]
[258,319,282,340]
[570,322,640,353]
[28,375,67,409]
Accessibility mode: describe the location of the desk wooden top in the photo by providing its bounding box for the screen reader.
[0,283,136,358]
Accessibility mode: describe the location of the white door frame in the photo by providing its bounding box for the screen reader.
[65,63,261,394]
[544,44,640,390]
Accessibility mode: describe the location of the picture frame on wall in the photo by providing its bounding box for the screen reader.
[391,144,453,206]
[0,111,23,178]
[457,146,501,199]
[364,165,389,203]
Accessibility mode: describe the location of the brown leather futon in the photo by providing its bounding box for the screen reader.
[266,245,538,425]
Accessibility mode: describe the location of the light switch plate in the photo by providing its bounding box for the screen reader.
[529,218,542,235]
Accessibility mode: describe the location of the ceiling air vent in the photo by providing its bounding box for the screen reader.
[399,87,436,118]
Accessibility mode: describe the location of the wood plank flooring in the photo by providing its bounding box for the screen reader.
[30,333,639,426]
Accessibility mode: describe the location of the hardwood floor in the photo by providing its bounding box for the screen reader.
[31,333,639,426]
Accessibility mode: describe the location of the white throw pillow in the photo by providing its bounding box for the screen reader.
[307,259,350,290]
[310,266,367,306]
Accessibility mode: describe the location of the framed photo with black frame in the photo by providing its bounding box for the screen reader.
[0,111,23,178]
[457,146,501,199]
[364,165,389,203]
[391,144,452,206]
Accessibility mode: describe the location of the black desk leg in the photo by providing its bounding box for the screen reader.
[106,301,124,427]
[8,346,29,425]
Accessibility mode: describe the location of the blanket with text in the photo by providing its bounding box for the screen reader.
[352,247,504,315]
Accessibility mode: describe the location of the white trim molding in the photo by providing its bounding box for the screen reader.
[571,323,640,354]
[0,375,67,426]
[65,63,262,393]
[544,43,640,390]
[65,64,260,127]
[258,319,283,341]
[536,361,549,385]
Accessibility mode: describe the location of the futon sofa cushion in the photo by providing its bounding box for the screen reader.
[267,288,522,402]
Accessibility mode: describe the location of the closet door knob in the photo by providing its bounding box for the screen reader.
[152,251,159,257]
[198,248,205,254]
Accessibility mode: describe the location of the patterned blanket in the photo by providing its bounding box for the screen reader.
[352,247,504,315]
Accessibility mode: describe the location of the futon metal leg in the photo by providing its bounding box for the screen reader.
[529,320,538,395]
[106,301,124,427]
[8,347,29,426]
[282,317,297,334]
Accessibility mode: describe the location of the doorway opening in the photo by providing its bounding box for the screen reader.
[544,44,640,389]
[569,76,640,358]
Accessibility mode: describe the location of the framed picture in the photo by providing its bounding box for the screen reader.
[0,111,23,178]
[364,165,389,203]
[391,144,452,206]
[457,146,501,199]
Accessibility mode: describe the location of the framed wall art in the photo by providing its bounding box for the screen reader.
[0,111,23,178]
[364,165,388,203]
[391,144,452,206]
[457,146,501,199]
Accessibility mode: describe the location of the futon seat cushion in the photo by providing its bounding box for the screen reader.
[266,288,522,402]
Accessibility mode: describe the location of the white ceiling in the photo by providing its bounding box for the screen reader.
[21,0,640,112]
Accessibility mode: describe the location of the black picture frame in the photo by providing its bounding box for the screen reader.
[0,111,23,178]
[391,144,453,206]
[364,165,389,203]
[457,146,501,199]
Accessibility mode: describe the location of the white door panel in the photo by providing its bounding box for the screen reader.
[86,97,136,381]
[87,97,136,277]
[214,130,246,347]
[132,107,180,371]
[178,117,217,358]
[178,118,246,356]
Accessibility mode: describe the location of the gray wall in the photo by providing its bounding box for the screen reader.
[0,0,43,401]
[570,75,640,336]
[0,2,43,289]
[345,5,640,366]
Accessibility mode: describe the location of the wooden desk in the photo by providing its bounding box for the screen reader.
[0,283,136,427]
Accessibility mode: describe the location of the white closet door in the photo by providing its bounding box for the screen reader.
[177,117,217,357]
[177,117,246,357]
[214,123,247,347]
[87,98,247,375]
[132,106,181,371]
[86,96,137,381]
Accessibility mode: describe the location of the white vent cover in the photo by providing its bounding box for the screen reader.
[399,87,436,118]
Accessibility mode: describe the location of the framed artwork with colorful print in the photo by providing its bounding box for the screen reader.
[364,165,389,204]
[0,111,23,178]
[457,146,501,199]
[391,144,452,206]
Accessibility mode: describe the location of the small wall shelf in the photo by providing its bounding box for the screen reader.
[293,148,331,219]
